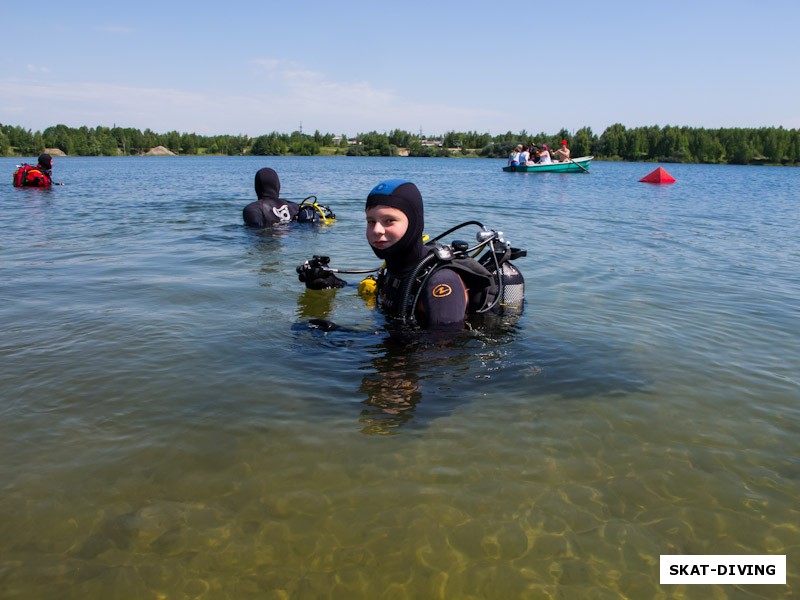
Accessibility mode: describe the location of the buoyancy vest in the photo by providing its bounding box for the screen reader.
[296,196,336,224]
[13,164,52,187]
[377,241,525,328]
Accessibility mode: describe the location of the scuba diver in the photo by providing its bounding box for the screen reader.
[13,153,61,187]
[297,179,526,331]
[243,167,335,227]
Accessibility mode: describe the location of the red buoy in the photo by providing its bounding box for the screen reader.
[639,167,676,184]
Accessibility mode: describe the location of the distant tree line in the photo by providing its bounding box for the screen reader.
[2,122,798,165]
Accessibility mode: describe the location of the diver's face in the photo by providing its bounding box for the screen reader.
[366,205,409,250]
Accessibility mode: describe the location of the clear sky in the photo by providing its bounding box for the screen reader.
[2,0,798,138]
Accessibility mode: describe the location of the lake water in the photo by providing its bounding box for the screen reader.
[1,156,797,599]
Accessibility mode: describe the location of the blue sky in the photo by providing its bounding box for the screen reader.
[2,0,798,137]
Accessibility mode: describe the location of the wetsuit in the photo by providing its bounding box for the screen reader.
[380,263,469,330]
[366,180,470,330]
[242,167,301,227]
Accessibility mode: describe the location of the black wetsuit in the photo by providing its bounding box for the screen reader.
[242,167,301,227]
[382,262,469,330]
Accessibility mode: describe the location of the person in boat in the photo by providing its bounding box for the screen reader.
[518,144,531,166]
[526,143,539,165]
[297,179,525,332]
[507,144,523,167]
[242,167,334,227]
[13,153,55,187]
[552,140,571,162]
[537,145,553,164]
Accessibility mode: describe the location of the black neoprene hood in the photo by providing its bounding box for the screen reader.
[254,167,280,200]
[365,179,425,269]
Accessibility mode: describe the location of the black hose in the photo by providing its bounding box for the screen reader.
[397,252,439,326]
[329,267,381,275]
[477,240,504,313]
[429,220,485,244]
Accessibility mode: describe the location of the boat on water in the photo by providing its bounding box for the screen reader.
[503,156,593,173]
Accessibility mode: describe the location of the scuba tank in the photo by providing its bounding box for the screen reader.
[296,196,336,224]
[498,261,525,309]
[475,235,526,312]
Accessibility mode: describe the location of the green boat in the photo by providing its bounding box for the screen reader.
[503,155,593,173]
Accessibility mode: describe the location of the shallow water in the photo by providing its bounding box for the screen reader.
[1,156,798,598]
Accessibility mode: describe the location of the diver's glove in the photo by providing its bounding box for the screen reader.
[297,256,346,290]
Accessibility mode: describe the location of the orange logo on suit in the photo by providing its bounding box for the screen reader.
[432,284,452,298]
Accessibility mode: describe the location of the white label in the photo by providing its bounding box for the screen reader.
[660,555,786,584]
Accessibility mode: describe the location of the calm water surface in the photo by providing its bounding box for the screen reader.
[1,156,798,598]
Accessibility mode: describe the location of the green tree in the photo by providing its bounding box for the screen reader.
[142,129,158,152]
[93,127,119,155]
[689,129,724,163]
[164,131,181,153]
[624,128,649,160]
[786,130,800,163]
[653,126,692,162]
[597,123,626,158]
[4,125,37,154]
[0,130,10,156]
[408,141,437,157]
[346,143,366,156]
[761,127,789,163]
[555,128,570,145]
[388,129,413,148]
[729,136,755,164]
[127,128,145,155]
[43,124,75,155]
[462,131,491,149]
[288,138,320,155]
[225,135,249,156]
[478,142,515,159]
[251,133,286,155]
[180,133,199,155]
[443,130,462,149]
[572,127,595,157]
[356,131,396,156]
[32,131,44,154]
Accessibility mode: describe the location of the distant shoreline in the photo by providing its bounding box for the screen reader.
[3,123,798,166]
[9,153,794,168]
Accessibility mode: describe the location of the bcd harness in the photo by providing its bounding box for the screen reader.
[296,196,336,224]
[13,164,52,187]
[372,221,526,329]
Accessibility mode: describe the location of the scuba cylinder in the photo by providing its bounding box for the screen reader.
[497,261,525,310]
[296,196,336,224]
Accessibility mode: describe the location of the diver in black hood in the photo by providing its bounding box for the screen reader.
[243,167,334,227]
[298,179,525,331]
[364,180,469,329]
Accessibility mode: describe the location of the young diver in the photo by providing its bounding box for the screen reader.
[297,179,525,331]
[243,167,334,227]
